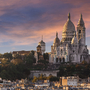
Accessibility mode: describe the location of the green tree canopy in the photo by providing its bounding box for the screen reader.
[3,53,12,60]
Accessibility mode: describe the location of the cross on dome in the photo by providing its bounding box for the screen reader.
[80,14,82,19]
[68,12,70,20]
[56,32,58,38]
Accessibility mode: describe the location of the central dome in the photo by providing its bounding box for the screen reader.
[63,13,75,33]
[61,13,75,43]
[63,20,75,33]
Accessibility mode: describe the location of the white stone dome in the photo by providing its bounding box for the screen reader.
[61,13,75,43]
[71,36,78,45]
[38,40,45,46]
[63,13,75,33]
[71,32,78,44]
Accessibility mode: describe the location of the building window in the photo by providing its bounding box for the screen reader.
[59,58,61,62]
[56,58,58,63]
[49,74,52,76]
[63,57,65,62]
[80,55,82,62]
[38,74,40,77]
[79,30,81,33]
[44,74,46,76]
[61,49,63,53]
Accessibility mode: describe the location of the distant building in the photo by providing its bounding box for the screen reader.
[12,50,31,57]
[49,13,90,64]
[38,36,45,55]
[29,70,59,78]
[12,13,90,64]
[60,76,79,86]
[12,50,36,60]
[34,36,45,63]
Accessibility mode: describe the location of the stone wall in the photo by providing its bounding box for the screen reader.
[29,70,59,78]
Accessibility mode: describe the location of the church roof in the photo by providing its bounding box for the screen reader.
[39,40,45,44]
[78,14,85,27]
[12,51,31,55]
[37,45,41,48]
[38,36,45,45]
[63,13,75,33]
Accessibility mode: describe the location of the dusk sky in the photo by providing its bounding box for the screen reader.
[0,0,90,53]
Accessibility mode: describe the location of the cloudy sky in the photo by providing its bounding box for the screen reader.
[0,0,90,53]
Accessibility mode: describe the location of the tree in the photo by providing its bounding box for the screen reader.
[38,60,49,64]
[32,76,38,82]
[38,74,43,80]
[0,70,10,79]
[14,54,22,59]
[24,53,36,67]
[31,50,35,56]
[0,53,3,58]
[81,60,87,64]
[3,53,12,60]
[49,76,59,81]
[43,53,49,60]
[11,59,23,65]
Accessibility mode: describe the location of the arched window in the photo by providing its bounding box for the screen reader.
[44,74,46,76]
[80,55,82,62]
[79,30,81,33]
[56,58,58,63]
[38,74,40,77]
[73,50,74,53]
[61,49,63,53]
[59,58,61,62]
[49,74,52,76]
[63,57,65,62]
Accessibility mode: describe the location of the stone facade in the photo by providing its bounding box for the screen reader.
[60,76,79,86]
[38,36,45,55]
[49,13,90,64]
[29,70,59,78]
[35,37,45,63]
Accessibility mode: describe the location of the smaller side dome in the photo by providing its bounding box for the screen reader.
[38,36,45,46]
[37,45,41,48]
[53,32,60,46]
[71,32,78,44]
[78,14,85,27]
[38,40,45,45]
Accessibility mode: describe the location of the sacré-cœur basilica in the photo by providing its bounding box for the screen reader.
[36,13,90,64]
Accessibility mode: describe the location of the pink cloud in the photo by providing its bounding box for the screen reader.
[0,0,90,53]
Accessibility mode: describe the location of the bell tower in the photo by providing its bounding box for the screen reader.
[77,14,85,45]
